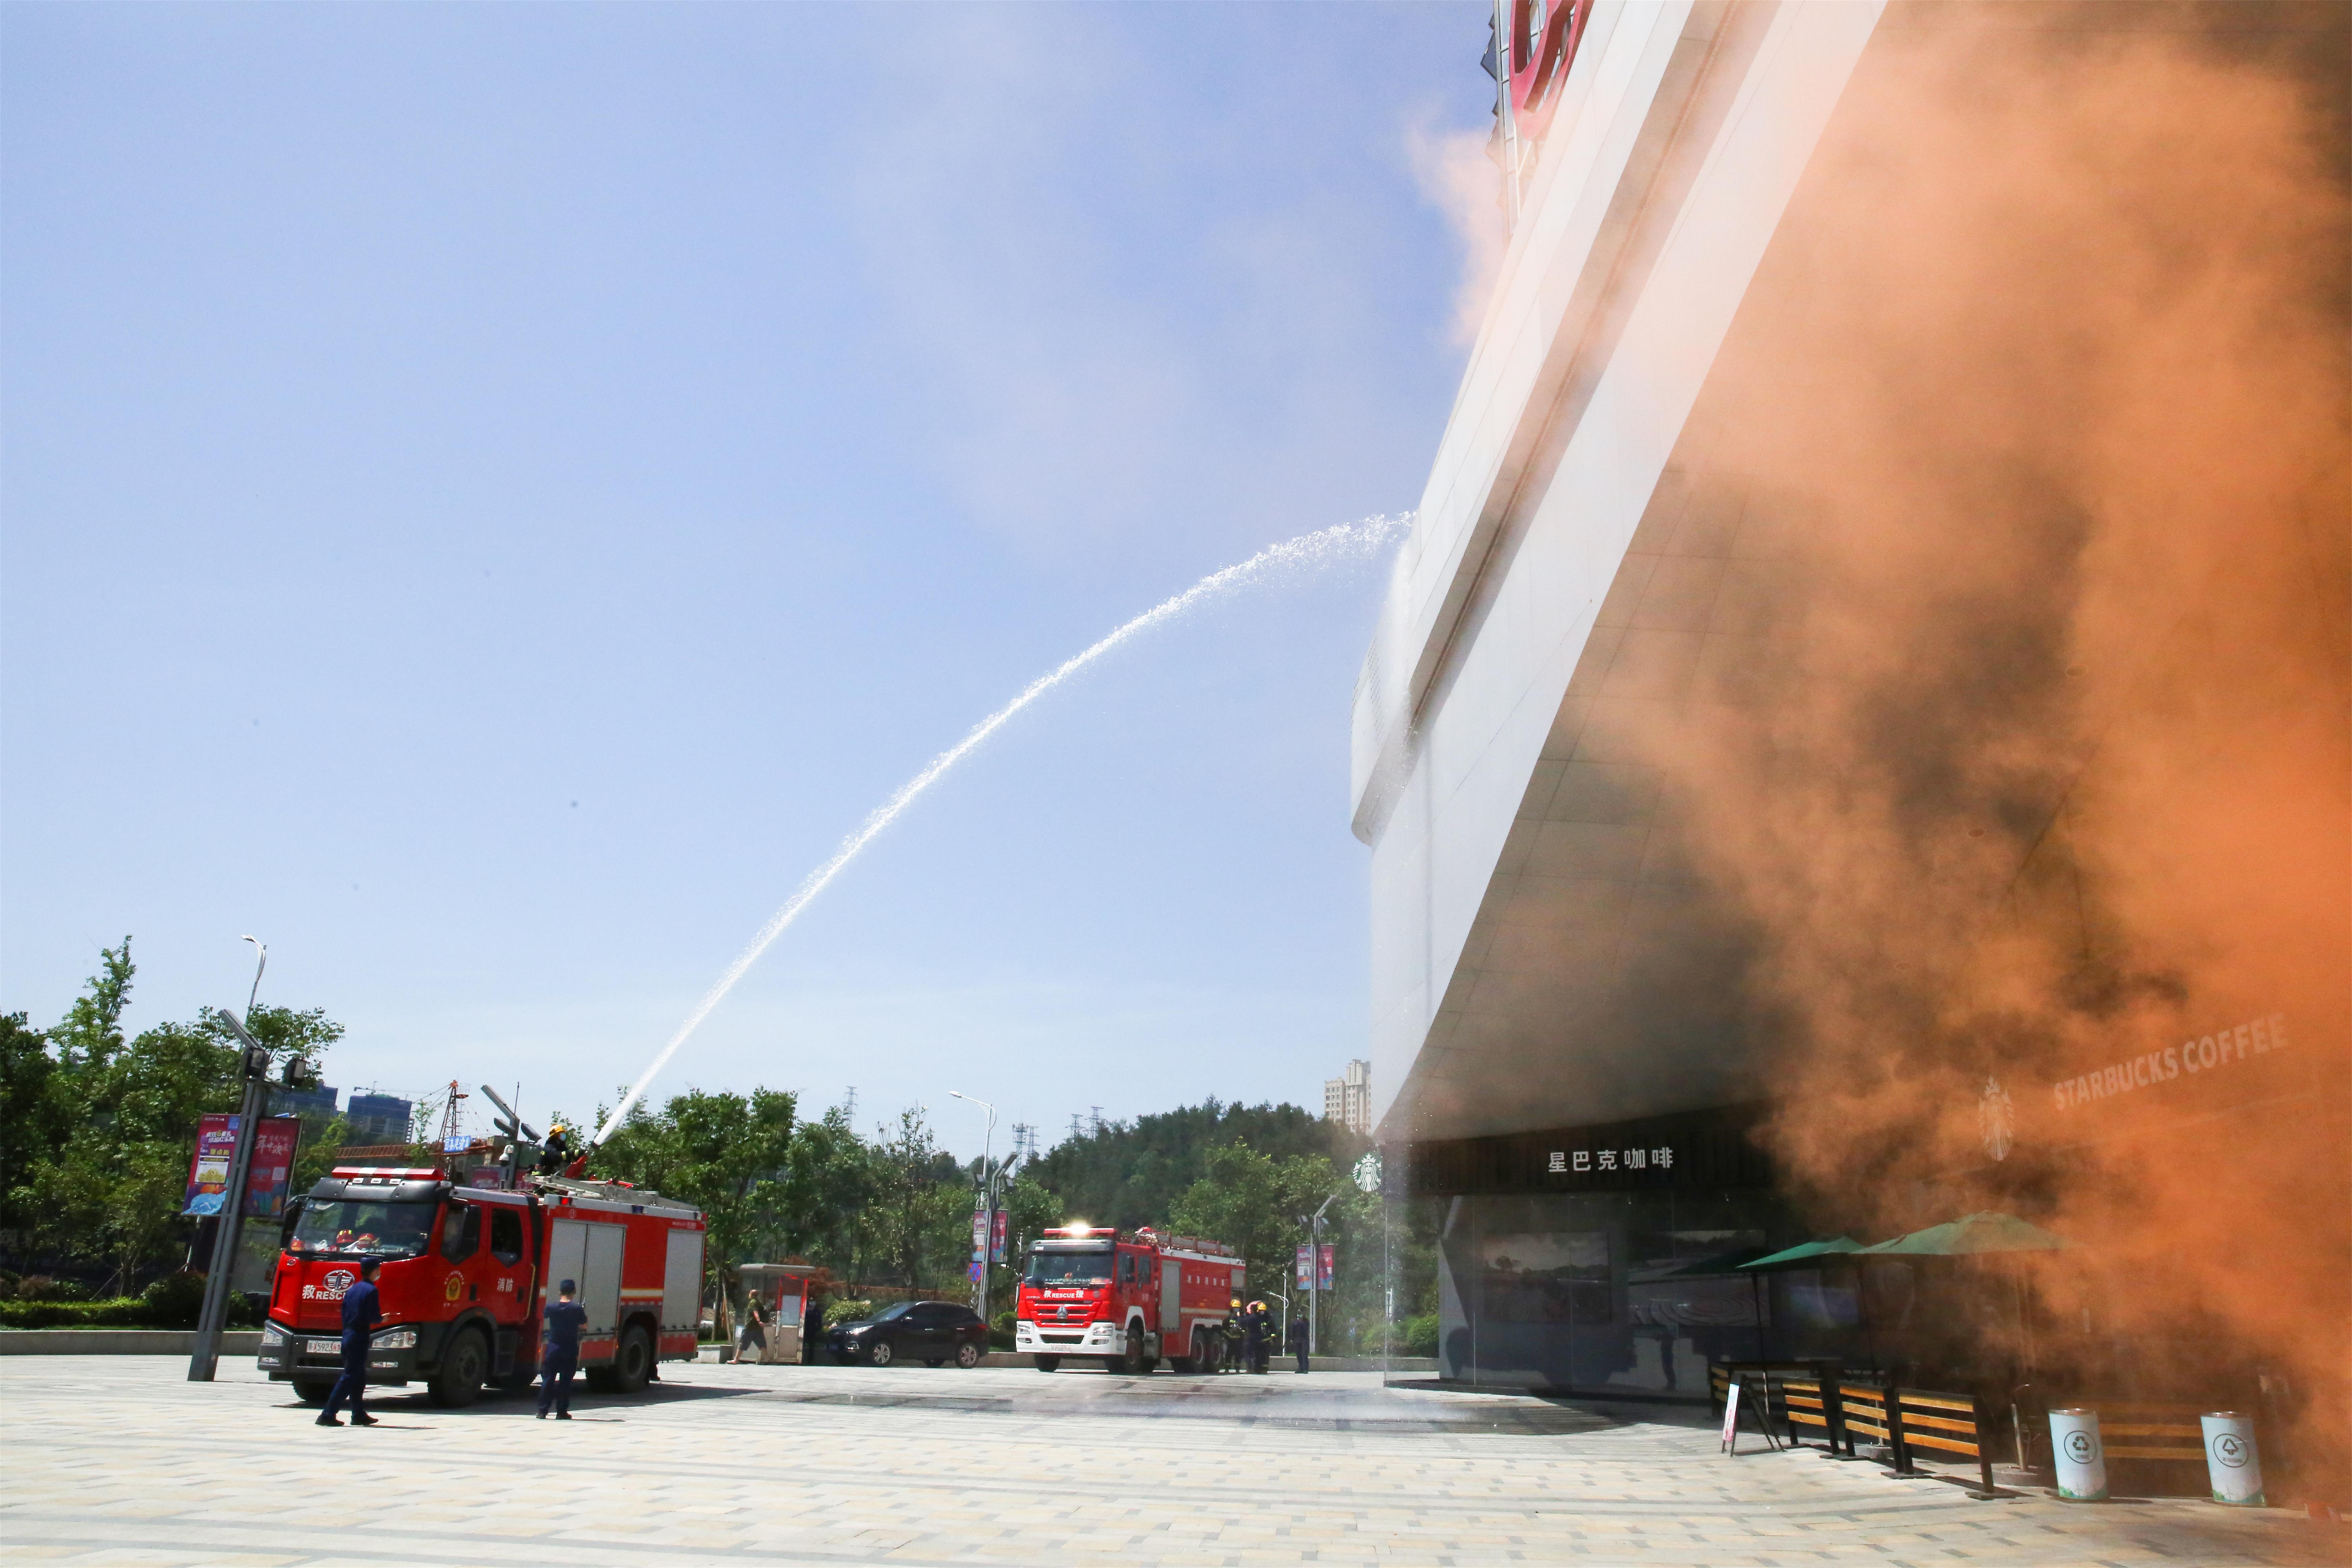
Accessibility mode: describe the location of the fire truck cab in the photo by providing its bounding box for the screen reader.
[1013,1225,1244,1373]
[256,1166,704,1407]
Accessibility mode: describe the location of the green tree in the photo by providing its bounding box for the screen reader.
[9,941,354,1293]
[1169,1143,1336,1301]
[0,1012,68,1233]
[595,1086,798,1314]
[1028,1099,1360,1232]
[765,1105,877,1273]
[867,1107,970,1291]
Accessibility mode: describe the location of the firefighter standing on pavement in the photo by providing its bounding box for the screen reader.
[317,1256,381,1427]
[537,1278,589,1419]
[1243,1299,1271,1374]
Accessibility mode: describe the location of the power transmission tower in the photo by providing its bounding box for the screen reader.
[1068,1113,1084,1142]
[1088,1106,1104,1136]
[842,1085,858,1123]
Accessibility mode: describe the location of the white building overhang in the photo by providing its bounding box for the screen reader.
[1353,0,1885,1141]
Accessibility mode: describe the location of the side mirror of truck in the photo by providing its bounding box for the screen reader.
[279,1197,304,1251]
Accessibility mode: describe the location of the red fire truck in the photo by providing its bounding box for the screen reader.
[1013,1225,1245,1373]
[256,1166,705,1406]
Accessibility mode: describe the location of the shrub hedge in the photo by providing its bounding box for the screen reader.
[0,1291,262,1331]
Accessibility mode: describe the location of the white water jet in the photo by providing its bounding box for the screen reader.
[593,512,1411,1143]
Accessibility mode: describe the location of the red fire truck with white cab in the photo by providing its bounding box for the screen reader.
[1014,1225,1245,1373]
[257,1166,704,1406]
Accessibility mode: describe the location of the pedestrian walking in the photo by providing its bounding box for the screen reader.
[802,1289,825,1365]
[537,1278,589,1419]
[734,1289,769,1364]
[316,1256,382,1426]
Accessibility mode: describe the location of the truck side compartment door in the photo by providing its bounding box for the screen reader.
[662,1229,703,1335]
[547,1219,588,1323]
[1160,1256,1181,1337]
[583,1221,624,1340]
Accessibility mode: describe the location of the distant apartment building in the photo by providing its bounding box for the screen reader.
[1324,1060,1370,1134]
[344,1092,416,1144]
[274,1082,340,1123]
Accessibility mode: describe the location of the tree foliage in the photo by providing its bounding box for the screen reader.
[3,941,352,1293]
[1028,1098,1359,1233]
[594,1086,797,1308]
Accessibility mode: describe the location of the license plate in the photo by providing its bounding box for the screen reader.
[306,1339,340,1355]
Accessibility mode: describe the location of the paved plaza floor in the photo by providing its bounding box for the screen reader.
[2,1357,2342,1567]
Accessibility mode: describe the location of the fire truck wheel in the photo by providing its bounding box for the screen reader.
[1032,1356,1060,1372]
[428,1328,489,1408]
[291,1377,334,1406]
[612,1324,654,1394]
[1121,1326,1153,1375]
[953,1340,982,1369]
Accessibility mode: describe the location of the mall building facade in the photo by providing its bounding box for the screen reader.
[1356,0,2348,1398]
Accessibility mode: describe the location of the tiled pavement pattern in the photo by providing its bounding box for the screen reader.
[2,1358,2341,1567]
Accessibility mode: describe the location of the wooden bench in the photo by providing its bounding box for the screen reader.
[1776,1376,1836,1451]
[1892,1387,2002,1497]
[2097,1403,2208,1464]
[1839,1381,1898,1462]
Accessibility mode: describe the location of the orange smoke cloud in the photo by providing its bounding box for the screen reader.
[1653,22,2349,1490]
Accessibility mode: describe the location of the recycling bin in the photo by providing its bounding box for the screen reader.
[2049,1407,2108,1501]
[2201,1412,2264,1507]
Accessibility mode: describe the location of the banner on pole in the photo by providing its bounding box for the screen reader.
[1295,1244,1312,1286]
[971,1210,989,1261]
[184,1115,302,1218]
[991,1209,1009,1264]
[1317,1242,1335,1291]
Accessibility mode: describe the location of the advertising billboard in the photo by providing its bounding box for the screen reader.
[183,1114,302,1218]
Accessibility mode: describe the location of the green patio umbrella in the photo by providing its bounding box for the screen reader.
[1853,1213,2074,1388]
[1739,1237,1878,1376]
[1853,1212,2073,1257]
[1738,1237,1865,1273]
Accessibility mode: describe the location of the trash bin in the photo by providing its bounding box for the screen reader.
[2201,1412,2265,1507]
[2049,1408,2108,1502]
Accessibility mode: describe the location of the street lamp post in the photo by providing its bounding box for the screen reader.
[948,1091,997,1321]
[1298,1193,1336,1357]
[188,992,274,1383]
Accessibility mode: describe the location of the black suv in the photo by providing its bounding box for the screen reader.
[827,1300,989,1368]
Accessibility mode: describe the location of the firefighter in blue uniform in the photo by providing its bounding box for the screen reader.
[537,1278,589,1418]
[317,1256,381,1427]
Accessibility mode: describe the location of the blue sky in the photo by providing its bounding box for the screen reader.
[2,2,1492,1158]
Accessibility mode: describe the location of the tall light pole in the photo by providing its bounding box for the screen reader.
[948,1090,996,1320]
[1298,1192,1336,1357]
[189,997,274,1382]
[240,936,267,1018]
